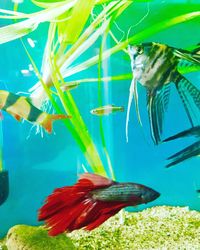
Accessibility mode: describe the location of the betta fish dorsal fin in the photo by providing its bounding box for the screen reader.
[79,173,114,188]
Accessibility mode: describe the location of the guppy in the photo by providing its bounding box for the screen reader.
[164,126,200,168]
[0,90,71,133]
[126,42,200,144]
[38,173,160,236]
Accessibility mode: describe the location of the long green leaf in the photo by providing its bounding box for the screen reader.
[31,0,67,8]
[51,59,107,176]
[0,9,29,19]
[0,1,75,44]
[22,32,100,174]
[61,0,96,44]
[62,11,200,78]
[60,73,133,86]
[45,22,107,175]
[98,18,115,180]
[38,1,129,94]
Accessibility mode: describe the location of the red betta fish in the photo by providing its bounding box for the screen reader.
[38,173,160,236]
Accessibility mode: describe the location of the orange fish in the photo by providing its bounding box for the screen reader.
[0,90,71,133]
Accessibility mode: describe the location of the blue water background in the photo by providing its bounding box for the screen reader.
[0,0,199,237]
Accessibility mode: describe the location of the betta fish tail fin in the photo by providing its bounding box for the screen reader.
[147,84,170,145]
[166,141,200,168]
[175,74,200,126]
[38,173,116,236]
[42,114,71,133]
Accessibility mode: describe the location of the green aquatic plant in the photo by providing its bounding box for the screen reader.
[0,1,200,178]
[30,0,132,177]
[6,225,75,250]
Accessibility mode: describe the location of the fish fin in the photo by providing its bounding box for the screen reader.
[166,141,200,168]
[147,85,170,145]
[126,78,141,142]
[8,111,22,122]
[44,199,125,235]
[191,43,200,54]
[174,74,200,126]
[38,174,121,236]
[173,47,200,65]
[79,173,115,187]
[163,126,200,142]
[85,204,124,230]
[13,114,21,121]
[38,174,110,221]
[41,198,94,236]
[29,82,48,108]
[42,114,71,133]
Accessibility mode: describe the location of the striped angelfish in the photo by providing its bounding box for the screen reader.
[0,90,71,133]
[126,42,200,144]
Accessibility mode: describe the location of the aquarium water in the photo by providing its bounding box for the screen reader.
[0,0,199,242]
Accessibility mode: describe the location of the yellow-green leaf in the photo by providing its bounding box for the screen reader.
[61,0,96,44]
[0,1,74,44]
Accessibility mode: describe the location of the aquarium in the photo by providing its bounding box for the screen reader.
[0,0,200,249]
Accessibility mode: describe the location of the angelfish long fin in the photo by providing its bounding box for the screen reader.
[166,141,200,168]
[174,47,200,65]
[126,78,135,142]
[126,78,142,142]
[147,84,170,145]
[164,126,200,142]
[175,73,200,126]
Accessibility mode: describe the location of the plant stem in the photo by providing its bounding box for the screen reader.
[51,58,107,176]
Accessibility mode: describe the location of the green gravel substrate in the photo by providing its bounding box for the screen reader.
[1,206,200,250]
[69,206,200,250]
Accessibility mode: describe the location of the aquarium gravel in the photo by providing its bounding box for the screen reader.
[69,206,200,250]
[0,206,200,249]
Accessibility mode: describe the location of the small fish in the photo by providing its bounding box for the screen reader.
[164,126,200,168]
[126,42,200,144]
[91,105,124,116]
[38,173,160,236]
[61,82,80,92]
[0,90,71,133]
